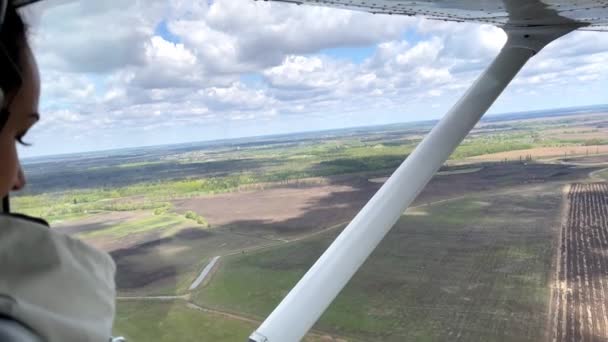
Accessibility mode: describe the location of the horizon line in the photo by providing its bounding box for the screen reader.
[22,103,608,161]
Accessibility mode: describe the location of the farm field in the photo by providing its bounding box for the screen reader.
[114,300,350,342]
[51,162,592,296]
[194,186,564,341]
[468,145,608,162]
[11,108,608,341]
[551,183,608,341]
[114,300,257,342]
[562,154,608,165]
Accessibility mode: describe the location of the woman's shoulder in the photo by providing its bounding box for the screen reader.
[0,214,116,342]
[0,213,116,278]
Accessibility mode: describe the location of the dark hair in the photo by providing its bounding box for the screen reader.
[0,2,26,133]
[1,2,27,98]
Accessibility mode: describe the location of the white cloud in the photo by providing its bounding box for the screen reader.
[199,82,276,111]
[396,38,443,66]
[145,36,196,67]
[41,71,96,101]
[168,0,414,75]
[30,1,164,73]
[264,56,347,90]
[18,0,608,156]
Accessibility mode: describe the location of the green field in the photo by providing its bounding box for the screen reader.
[593,168,608,181]
[78,213,190,239]
[114,300,352,342]
[114,301,256,342]
[193,188,561,341]
[112,228,273,296]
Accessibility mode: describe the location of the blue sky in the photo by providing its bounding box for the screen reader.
[20,0,608,158]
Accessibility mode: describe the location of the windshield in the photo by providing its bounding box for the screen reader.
[11,0,608,341]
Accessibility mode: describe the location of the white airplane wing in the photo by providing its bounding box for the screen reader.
[269,0,608,30]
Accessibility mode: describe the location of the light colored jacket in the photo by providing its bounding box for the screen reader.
[0,214,116,341]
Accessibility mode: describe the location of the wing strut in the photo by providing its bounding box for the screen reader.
[249,26,578,342]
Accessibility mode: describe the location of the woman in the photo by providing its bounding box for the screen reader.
[0,1,117,341]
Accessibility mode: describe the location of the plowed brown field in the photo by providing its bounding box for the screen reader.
[552,183,608,342]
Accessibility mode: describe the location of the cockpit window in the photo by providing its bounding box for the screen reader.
[10,1,608,341]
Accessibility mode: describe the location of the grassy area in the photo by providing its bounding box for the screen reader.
[78,213,190,239]
[436,167,482,175]
[114,300,359,342]
[111,228,274,296]
[593,168,608,181]
[114,301,256,341]
[184,210,210,227]
[451,135,535,159]
[12,191,172,224]
[194,189,561,341]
